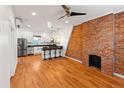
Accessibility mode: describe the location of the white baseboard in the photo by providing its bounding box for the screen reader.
[113,73,124,79]
[64,56,82,64]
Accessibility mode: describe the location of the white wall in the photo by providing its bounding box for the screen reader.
[9,24,17,77]
[0,6,16,88]
[50,25,73,55]
[0,21,10,88]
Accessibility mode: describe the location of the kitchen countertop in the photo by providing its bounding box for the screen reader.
[27,44,55,47]
[27,42,61,47]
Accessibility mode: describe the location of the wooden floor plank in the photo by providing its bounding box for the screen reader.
[10,55,124,88]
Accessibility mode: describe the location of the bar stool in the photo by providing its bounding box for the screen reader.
[54,46,58,58]
[48,46,52,59]
[59,46,63,57]
[42,46,47,60]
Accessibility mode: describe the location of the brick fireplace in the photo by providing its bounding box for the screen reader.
[82,14,115,75]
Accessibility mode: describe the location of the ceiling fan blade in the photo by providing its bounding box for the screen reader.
[70,12,86,16]
[61,5,70,14]
[57,14,67,20]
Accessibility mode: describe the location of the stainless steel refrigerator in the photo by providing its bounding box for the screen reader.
[18,38,27,57]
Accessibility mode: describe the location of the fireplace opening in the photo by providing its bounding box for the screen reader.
[89,55,101,69]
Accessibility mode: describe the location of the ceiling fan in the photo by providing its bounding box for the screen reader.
[58,5,87,20]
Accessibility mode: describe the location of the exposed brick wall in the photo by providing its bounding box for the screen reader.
[115,12,124,75]
[66,14,115,75]
[66,13,124,75]
[82,14,114,75]
[66,25,82,61]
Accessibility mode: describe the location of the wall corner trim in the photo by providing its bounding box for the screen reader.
[64,56,82,64]
[113,73,124,79]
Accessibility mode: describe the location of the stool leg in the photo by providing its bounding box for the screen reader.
[44,50,46,60]
[49,50,51,59]
[55,49,57,58]
[59,49,61,57]
[59,49,60,57]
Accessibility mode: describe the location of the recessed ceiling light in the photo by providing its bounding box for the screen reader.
[65,21,69,24]
[47,21,52,28]
[32,12,37,16]
[27,25,31,27]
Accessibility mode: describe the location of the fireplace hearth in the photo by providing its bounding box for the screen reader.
[89,55,101,69]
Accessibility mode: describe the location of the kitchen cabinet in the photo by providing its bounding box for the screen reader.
[27,47,34,55]
[34,47,43,54]
[27,36,33,43]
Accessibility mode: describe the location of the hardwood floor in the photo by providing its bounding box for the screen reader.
[11,55,124,88]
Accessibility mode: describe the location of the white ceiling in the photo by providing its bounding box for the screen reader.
[13,5,124,32]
